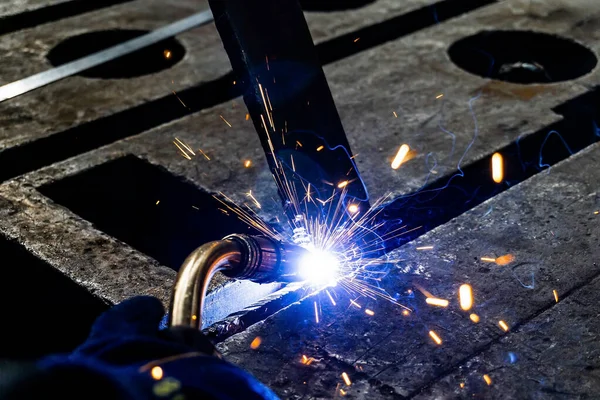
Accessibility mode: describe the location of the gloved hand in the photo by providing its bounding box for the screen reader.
[4,296,278,400]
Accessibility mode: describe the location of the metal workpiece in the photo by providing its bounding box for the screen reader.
[2,1,600,397]
[209,0,369,221]
[170,234,309,328]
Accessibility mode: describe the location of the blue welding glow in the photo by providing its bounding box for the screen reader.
[510,262,536,290]
[279,129,370,203]
[298,248,340,287]
[538,130,573,172]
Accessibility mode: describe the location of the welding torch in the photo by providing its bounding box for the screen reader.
[169,234,313,328]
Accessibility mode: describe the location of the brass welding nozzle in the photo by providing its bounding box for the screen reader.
[169,234,309,329]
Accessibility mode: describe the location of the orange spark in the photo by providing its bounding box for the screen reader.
[151,366,163,380]
[436,93,444,99]
[250,337,262,349]
[353,37,360,43]
[155,200,160,205]
[301,355,315,365]
[171,90,189,110]
[416,245,434,250]
[337,180,349,188]
[176,138,194,154]
[402,310,411,316]
[198,148,211,161]
[163,50,172,59]
[413,283,433,298]
[245,113,250,120]
[498,320,509,332]
[470,313,480,323]
[316,145,324,151]
[365,309,375,316]
[341,372,352,386]
[459,284,473,311]
[495,254,514,265]
[492,152,504,183]
[391,144,410,169]
[429,330,442,345]
[393,111,398,118]
[173,137,195,160]
[483,374,492,385]
[426,297,449,307]
[244,160,252,168]
[553,289,559,303]
[480,257,496,263]
[220,115,232,128]
[348,204,359,214]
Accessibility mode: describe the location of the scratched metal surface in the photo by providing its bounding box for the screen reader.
[0,0,600,397]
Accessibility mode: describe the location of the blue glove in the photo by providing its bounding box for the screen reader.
[34,296,278,400]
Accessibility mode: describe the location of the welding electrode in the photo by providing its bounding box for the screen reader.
[208,0,370,222]
[169,234,309,329]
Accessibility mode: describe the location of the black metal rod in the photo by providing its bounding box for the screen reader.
[209,0,369,222]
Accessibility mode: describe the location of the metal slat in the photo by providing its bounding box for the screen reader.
[0,9,214,103]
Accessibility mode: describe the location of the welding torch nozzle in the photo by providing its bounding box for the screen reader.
[169,234,309,329]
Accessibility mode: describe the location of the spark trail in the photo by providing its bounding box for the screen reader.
[211,79,420,314]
